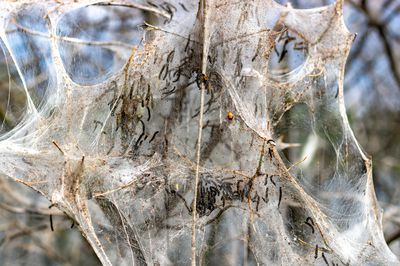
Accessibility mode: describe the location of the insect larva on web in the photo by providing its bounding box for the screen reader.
[278,187,282,208]
[305,217,315,234]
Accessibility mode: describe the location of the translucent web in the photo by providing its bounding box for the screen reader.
[0,0,398,265]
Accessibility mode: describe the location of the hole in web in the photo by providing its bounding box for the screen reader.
[5,4,55,110]
[0,39,27,137]
[57,5,147,86]
[267,27,308,79]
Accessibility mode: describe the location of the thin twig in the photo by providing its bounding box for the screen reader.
[191,1,209,265]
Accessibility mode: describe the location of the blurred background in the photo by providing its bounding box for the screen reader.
[0,0,399,264]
